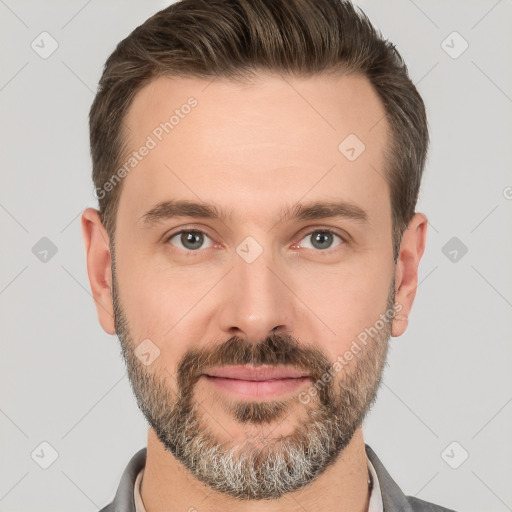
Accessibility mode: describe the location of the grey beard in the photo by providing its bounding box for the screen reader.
[145,390,352,499]
[122,332,387,500]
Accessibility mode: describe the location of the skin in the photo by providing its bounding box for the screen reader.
[82,72,427,511]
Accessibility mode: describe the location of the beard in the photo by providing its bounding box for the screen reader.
[112,263,395,500]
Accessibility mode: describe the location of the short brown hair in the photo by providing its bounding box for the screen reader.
[89,0,428,262]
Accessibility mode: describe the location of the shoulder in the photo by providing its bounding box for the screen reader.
[97,447,147,512]
[407,495,458,512]
[365,443,459,512]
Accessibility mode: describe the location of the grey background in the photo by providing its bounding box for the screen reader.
[1,0,511,511]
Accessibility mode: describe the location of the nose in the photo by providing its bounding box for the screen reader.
[216,246,296,343]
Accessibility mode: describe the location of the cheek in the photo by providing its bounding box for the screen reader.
[290,263,392,362]
[115,256,222,371]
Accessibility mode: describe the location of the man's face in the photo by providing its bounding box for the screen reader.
[111,72,396,498]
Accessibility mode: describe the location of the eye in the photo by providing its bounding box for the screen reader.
[166,230,214,251]
[297,230,344,251]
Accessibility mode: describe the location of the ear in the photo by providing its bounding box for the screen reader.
[81,208,115,335]
[392,212,428,337]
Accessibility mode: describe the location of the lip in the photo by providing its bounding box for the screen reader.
[202,365,311,399]
[203,365,310,381]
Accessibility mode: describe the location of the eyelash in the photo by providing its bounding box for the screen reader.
[164,228,346,255]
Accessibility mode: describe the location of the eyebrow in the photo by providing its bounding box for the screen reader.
[278,200,368,224]
[139,200,233,227]
[139,199,369,227]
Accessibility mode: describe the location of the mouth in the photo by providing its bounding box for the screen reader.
[202,365,311,399]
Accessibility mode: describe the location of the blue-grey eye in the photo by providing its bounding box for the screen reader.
[299,230,342,250]
[168,230,213,251]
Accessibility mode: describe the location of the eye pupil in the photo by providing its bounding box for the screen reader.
[181,231,203,250]
[311,231,333,250]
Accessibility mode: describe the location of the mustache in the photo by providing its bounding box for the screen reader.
[176,332,333,400]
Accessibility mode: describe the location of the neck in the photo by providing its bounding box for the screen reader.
[141,427,371,512]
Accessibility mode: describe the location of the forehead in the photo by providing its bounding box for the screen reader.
[117,72,390,230]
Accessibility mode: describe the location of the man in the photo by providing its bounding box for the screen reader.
[81,0,457,510]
